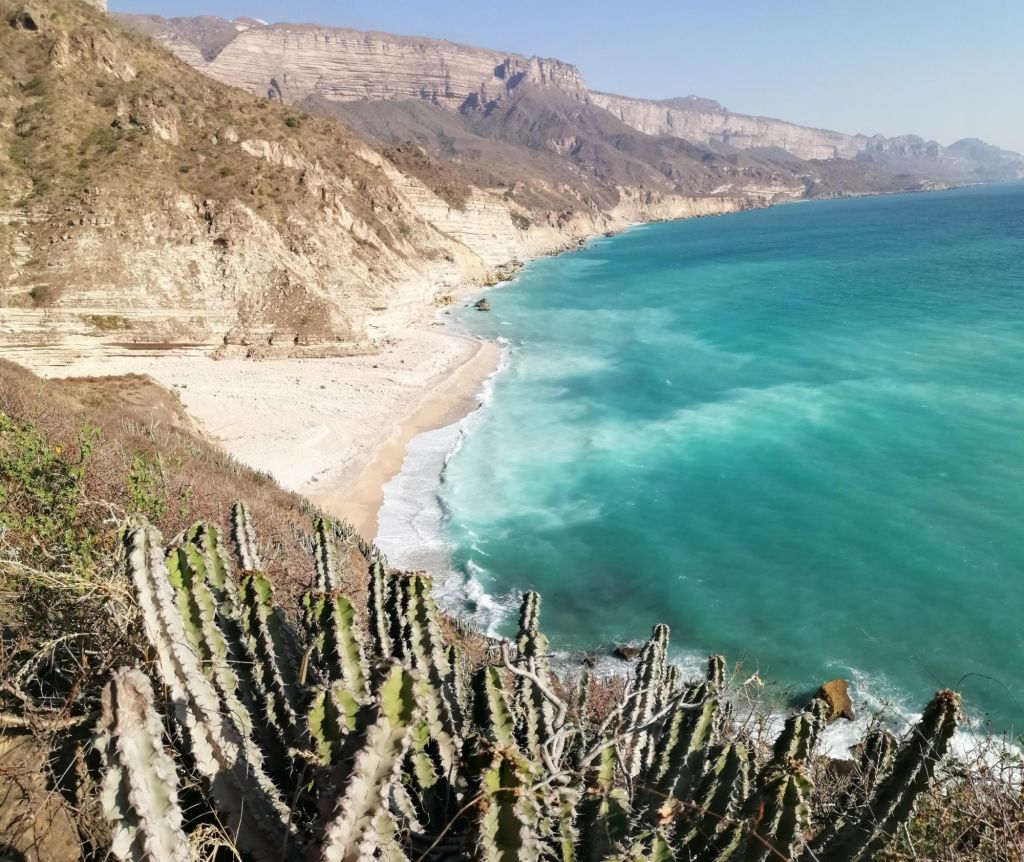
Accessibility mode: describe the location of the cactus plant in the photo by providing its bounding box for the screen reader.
[814,689,961,861]
[97,668,189,862]
[123,522,295,862]
[231,500,262,572]
[313,517,341,592]
[317,664,419,862]
[96,510,964,862]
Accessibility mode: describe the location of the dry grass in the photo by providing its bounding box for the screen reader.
[0,361,363,714]
[0,0,401,226]
[0,360,380,858]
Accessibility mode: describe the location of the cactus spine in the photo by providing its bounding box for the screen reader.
[743,760,812,862]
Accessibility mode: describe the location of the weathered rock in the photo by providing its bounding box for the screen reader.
[473,298,491,311]
[614,644,642,662]
[10,7,44,31]
[817,678,856,723]
[147,21,589,111]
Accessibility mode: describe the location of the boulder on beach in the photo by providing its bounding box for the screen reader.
[817,678,855,723]
[474,298,491,311]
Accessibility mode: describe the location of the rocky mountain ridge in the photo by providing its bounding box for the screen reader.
[122,13,1024,184]
[1,0,767,359]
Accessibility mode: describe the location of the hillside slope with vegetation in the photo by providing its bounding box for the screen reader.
[0,365,1021,861]
[0,0,765,358]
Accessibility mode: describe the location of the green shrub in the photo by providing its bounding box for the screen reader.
[511,211,532,230]
[0,415,99,576]
[126,454,168,520]
[83,314,130,331]
[28,285,54,306]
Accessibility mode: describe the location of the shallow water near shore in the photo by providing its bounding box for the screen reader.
[380,183,1024,735]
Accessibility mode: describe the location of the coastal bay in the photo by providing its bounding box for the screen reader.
[382,183,1024,732]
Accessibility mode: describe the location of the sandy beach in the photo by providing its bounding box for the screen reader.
[14,325,501,540]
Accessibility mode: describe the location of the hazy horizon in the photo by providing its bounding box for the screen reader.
[109,0,1024,154]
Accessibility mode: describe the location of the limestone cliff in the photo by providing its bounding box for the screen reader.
[590,91,869,161]
[0,2,778,358]
[122,16,587,110]
[591,93,1024,182]
[120,14,1023,184]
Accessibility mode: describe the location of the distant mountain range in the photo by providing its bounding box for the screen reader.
[2,1,1020,358]
[119,13,1024,189]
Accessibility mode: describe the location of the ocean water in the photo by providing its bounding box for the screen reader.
[379,183,1024,736]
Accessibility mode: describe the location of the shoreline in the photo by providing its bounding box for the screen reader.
[304,331,500,540]
[4,185,975,549]
[10,324,501,541]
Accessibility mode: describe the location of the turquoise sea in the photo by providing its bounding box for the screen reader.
[380,183,1024,735]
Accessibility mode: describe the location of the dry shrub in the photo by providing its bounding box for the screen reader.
[881,735,1024,861]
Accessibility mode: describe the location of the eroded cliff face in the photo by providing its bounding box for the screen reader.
[125,14,1023,185]
[164,23,587,111]
[0,2,567,358]
[590,92,869,161]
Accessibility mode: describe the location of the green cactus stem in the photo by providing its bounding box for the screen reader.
[318,665,419,862]
[815,689,961,862]
[231,500,263,572]
[96,668,189,862]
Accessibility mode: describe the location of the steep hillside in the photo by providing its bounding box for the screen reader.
[0,0,484,354]
[0,0,777,358]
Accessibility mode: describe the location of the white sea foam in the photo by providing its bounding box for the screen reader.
[377,338,516,637]
[379,418,1008,760]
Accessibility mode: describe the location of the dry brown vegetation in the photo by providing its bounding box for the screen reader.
[0,0,413,235]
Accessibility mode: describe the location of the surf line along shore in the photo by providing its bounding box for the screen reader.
[303,328,500,539]
[15,326,501,541]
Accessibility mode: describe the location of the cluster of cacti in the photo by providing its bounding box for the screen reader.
[97,502,962,861]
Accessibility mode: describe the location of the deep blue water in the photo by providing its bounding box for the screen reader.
[429,184,1024,731]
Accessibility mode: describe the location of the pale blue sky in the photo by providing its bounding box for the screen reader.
[111,0,1024,153]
